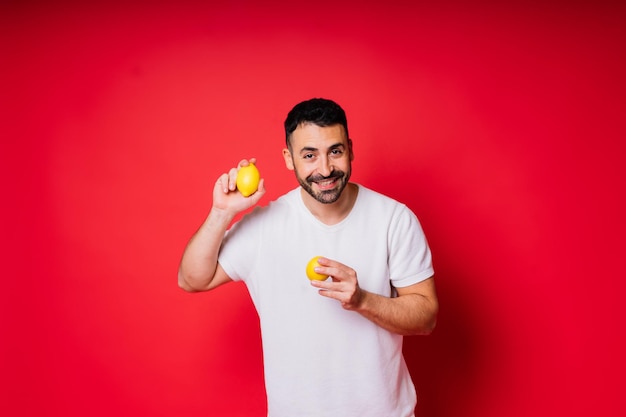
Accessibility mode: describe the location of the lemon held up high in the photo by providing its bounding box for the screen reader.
[306,256,329,281]
[236,162,260,197]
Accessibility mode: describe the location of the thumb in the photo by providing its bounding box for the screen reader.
[248,178,266,202]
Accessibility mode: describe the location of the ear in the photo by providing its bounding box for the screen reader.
[348,138,355,161]
[283,148,294,170]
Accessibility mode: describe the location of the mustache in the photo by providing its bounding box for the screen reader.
[306,171,345,183]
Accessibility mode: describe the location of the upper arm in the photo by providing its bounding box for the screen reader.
[396,275,437,299]
[396,276,439,326]
[206,262,234,290]
[179,262,234,292]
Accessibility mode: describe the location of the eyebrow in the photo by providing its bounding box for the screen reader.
[299,143,345,154]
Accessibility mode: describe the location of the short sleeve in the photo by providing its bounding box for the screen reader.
[388,205,434,288]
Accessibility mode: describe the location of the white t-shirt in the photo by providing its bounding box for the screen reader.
[218,184,434,417]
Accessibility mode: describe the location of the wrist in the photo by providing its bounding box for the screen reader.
[207,207,236,227]
[353,288,371,312]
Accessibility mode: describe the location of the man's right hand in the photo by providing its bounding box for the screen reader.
[213,158,266,215]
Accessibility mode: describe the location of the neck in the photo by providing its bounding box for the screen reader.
[301,183,359,225]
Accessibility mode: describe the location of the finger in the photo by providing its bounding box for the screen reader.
[228,167,238,191]
[216,173,229,193]
[316,257,346,270]
[314,281,360,308]
[253,178,266,197]
[247,178,266,203]
[310,279,333,290]
[310,280,352,298]
[314,265,344,282]
[238,158,256,168]
[316,256,332,266]
[316,288,352,307]
[317,288,338,300]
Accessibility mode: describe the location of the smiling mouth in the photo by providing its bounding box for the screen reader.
[314,178,338,190]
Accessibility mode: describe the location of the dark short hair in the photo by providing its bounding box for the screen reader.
[284,98,349,148]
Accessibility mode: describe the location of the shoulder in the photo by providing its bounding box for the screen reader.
[355,184,410,213]
[353,184,423,230]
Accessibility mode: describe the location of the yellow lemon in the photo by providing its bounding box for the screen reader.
[306,256,328,281]
[236,162,260,197]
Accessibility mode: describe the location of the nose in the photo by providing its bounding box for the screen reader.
[318,155,332,177]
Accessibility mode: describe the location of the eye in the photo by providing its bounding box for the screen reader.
[330,148,344,156]
[303,153,315,159]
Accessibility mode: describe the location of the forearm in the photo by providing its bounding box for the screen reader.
[355,290,438,336]
[310,258,438,335]
[178,208,234,292]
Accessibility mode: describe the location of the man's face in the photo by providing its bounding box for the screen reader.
[283,123,353,204]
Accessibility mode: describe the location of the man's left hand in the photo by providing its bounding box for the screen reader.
[309,257,364,310]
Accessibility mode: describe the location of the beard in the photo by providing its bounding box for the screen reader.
[296,167,351,204]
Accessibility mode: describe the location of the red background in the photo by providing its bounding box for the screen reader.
[2,1,625,416]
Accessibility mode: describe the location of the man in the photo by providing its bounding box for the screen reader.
[178,98,438,417]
